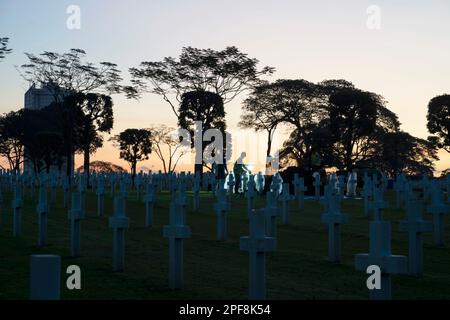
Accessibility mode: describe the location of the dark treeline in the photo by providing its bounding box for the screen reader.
[239,79,439,176]
[0,43,447,183]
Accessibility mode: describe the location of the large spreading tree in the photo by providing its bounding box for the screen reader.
[18,49,122,182]
[19,49,122,98]
[128,46,274,118]
[240,79,326,168]
[369,130,438,176]
[326,87,380,170]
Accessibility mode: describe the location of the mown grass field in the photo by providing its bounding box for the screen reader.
[0,187,449,300]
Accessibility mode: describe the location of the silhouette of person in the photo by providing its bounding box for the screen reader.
[233,152,249,194]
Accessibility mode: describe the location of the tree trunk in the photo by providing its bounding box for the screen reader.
[267,133,272,158]
[345,141,353,171]
[84,145,90,187]
[66,146,72,184]
[131,161,137,188]
[195,163,203,178]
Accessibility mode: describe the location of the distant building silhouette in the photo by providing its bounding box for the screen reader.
[23,83,74,175]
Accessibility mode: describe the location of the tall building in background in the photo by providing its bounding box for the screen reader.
[24,84,60,110]
[23,83,74,174]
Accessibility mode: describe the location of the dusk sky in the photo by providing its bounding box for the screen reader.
[0,0,449,173]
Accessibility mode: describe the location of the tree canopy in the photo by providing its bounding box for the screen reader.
[148,124,188,174]
[179,91,227,175]
[127,46,274,118]
[427,94,450,153]
[19,48,123,99]
[110,128,152,186]
[76,161,126,174]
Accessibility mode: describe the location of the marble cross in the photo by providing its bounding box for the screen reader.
[279,183,293,225]
[313,172,321,201]
[30,255,61,300]
[264,191,279,238]
[240,209,276,300]
[368,186,387,221]
[62,175,70,209]
[426,183,450,247]
[78,174,87,215]
[293,174,307,209]
[193,172,201,212]
[399,200,432,276]
[143,183,156,227]
[214,183,230,241]
[321,194,348,263]
[163,191,191,289]
[12,183,23,237]
[255,172,265,194]
[109,196,130,272]
[363,176,372,218]
[36,186,49,247]
[68,192,83,257]
[355,221,407,300]
[346,172,358,198]
[246,175,256,215]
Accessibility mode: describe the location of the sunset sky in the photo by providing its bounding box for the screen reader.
[0,0,449,174]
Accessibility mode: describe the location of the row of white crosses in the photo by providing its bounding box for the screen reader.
[10,169,450,300]
[321,173,444,299]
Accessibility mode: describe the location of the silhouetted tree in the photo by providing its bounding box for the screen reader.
[110,129,152,187]
[239,82,284,158]
[0,110,24,171]
[19,49,122,99]
[276,79,401,171]
[178,91,226,177]
[427,94,450,153]
[33,132,65,174]
[148,124,188,174]
[43,96,85,178]
[70,93,114,185]
[76,161,126,173]
[325,87,382,170]
[251,80,326,164]
[0,37,12,61]
[21,108,67,173]
[127,46,274,118]
[18,49,122,182]
[369,130,438,176]
[279,120,335,168]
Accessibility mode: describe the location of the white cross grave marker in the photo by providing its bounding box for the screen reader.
[355,221,407,300]
[321,193,348,263]
[36,186,49,247]
[240,209,276,300]
[399,200,432,276]
[163,191,191,289]
[109,196,130,272]
[68,192,83,257]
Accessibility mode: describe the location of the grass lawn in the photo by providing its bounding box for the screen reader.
[0,187,449,300]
